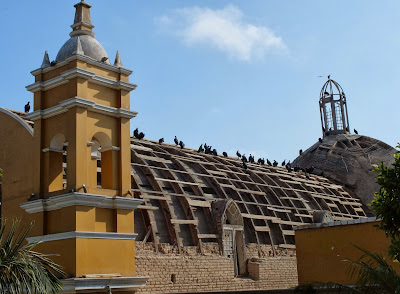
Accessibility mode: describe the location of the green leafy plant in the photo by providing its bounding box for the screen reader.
[371,143,400,261]
[0,219,65,293]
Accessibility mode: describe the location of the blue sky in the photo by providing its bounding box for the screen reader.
[1,1,398,162]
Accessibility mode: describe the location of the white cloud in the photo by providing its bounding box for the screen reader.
[156,5,287,61]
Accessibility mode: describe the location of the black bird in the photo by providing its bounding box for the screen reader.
[82,184,87,193]
[242,161,248,170]
[50,60,57,66]
[318,138,323,143]
[204,143,208,150]
[158,138,164,144]
[257,158,262,164]
[299,149,303,155]
[174,136,179,145]
[212,149,218,156]
[24,102,30,113]
[267,159,272,166]
[294,166,301,172]
[242,155,247,162]
[249,155,254,163]
[281,160,286,166]
[285,165,292,172]
[305,166,314,174]
[179,141,185,149]
[198,144,204,153]
[222,152,228,157]
[273,160,278,167]
[236,151,241,158]
[138,132,145,140]
[133,128,139,139]
[261,158,265,165]
[354,129,358,135]
[101,57,108,62]
[328,75,331,79]
[205,145,212,154]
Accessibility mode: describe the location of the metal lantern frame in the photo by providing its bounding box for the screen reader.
[319,78,350,137]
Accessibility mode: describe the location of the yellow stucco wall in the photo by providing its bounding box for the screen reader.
[0,111,35,225]
[295,221,397,285]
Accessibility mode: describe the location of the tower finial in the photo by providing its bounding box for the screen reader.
[114,51,123,67]
[70,1,95,38]
[41,51,50,68]
[319,78,350,138]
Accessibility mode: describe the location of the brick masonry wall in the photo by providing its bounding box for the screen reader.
[135,242,298,294]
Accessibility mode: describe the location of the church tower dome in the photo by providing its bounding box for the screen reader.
[55,0,110,64]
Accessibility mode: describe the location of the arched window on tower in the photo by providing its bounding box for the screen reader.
[90,133,116,190]
[47,133,67,192]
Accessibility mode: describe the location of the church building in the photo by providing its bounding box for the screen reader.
[0,1,395,293]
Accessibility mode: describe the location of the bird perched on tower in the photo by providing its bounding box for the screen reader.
[24,102,30,113]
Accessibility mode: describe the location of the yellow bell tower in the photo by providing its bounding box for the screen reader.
[21,1,147,292]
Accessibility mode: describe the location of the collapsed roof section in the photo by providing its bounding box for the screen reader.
[130,138,368,254]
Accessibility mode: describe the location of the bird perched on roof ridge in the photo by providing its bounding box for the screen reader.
[273,160,278,167]
[305,166,314,174]
[133,128,139,138]
[179,141,185,149]
[267,159,272,166]
[318,138,323,143]
[24,102,30,113]
[174,136,179,145]
[299,149,303,155]
[236,151,241,158]
[354,129,358,135]
[242,161,248,170]
[281,160,286,166]
[212,149,217,156]
[138,132,145,140]
[242,155,247,162]
[158,138,164,144]
[198,144,204,153]
[249,154,254,163]
[222,152,228,157]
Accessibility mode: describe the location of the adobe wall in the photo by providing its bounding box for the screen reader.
[135,242,298,293]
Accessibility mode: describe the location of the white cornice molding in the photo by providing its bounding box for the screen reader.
[62,276,148,293]
[26,231,138,244]
[30,54,133,77]
[26,68,137,93]
[0,108,34,136]
[42,147,64,153]
[99,146,120,152]
[25,97,137,121]
[20,192,143,214]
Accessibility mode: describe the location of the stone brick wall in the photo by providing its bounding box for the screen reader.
[135,242,298,293]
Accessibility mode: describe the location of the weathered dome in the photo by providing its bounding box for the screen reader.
[293,134,396,206]
[55,1,110,65]
[55,35,110,64]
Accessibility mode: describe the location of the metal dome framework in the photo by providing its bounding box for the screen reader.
[319,78,350,137]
